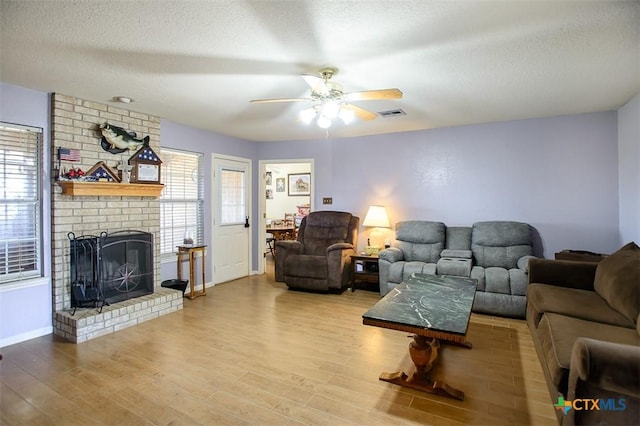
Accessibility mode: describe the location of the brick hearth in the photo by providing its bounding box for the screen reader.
[53,289,182,343]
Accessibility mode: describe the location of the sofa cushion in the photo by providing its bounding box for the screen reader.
[536,313,640,393]
[445,226,472,250]
[395,221,445,262]
[471,221,532,269]
[300,211,354,256]
[527,283,635,328]
[594,242,640,325]
[388,261,437,284]
[284,255,327,279]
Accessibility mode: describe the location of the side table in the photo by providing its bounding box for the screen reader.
[350,254,380,292]
[177,245,207,300]
[555,249,607,263]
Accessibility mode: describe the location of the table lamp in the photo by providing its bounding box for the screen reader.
[362,205,390,255]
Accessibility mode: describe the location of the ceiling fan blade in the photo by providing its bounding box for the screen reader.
[341,103,377,121]
[250,97,313,104]
[301,74,329,96]
[343,88,403,101]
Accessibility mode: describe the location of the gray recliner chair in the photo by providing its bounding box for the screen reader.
[470,221,536,318]
[275,211,359,292]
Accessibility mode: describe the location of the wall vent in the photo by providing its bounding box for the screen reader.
[378,109,406,118]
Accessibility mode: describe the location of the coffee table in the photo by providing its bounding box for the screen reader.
[362,273,477,400]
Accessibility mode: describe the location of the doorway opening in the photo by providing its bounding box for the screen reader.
[259,159,314,274]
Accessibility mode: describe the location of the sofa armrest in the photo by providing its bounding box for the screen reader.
[517,255,537,272]
[274,240,303,282]
[569,338,640,398]
[326,242,354,253]
[326,243,356,289]
[528,258,597,291]
[567,338,640,426]
[379,247,404,263]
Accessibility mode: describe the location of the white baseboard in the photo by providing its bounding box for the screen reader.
[1,326,53,348]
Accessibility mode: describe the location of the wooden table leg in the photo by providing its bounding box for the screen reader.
[379,335,466,401]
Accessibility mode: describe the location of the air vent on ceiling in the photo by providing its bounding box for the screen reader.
[378,109,406,118]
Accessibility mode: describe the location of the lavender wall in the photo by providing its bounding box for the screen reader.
[0,83,52,347]
[0,80,628,347]
[617,94,640,245]
[259,112,621,258]
[159,120,259,282]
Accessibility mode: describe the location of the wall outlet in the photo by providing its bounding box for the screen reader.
[322,197,333,205]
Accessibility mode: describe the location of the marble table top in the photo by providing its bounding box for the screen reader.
[363,273,477,336]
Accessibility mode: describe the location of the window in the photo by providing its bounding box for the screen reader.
[0,123,42,284]
[160,149,204,256]
[219,167,246,225]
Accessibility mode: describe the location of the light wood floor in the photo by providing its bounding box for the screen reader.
[1,263,557,425]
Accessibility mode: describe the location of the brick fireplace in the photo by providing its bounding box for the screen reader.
[50,93,183,343]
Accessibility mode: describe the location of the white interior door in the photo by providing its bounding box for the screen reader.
[212,155,251,284]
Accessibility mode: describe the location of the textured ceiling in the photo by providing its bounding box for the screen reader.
[1,1,638,142]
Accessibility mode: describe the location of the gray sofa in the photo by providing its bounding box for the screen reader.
[526,242,640,425]
[379,220,535,318]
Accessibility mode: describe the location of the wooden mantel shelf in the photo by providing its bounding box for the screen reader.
[57,181,164,197]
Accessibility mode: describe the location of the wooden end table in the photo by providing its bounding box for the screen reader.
[177,245,207,300]
[350,254,379,292]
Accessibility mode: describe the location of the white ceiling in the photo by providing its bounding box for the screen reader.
[1,1,638,142]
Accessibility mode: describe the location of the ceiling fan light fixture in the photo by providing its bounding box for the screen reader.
[321,101,340,119]
[338,107,355,124]
[317,115,332,129]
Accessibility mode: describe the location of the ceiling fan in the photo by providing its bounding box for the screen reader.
[250,68,402,128]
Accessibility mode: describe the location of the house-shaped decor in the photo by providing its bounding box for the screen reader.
[86,161,120,182]
[128,146,162,184]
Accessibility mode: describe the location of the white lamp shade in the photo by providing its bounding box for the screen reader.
[362,205,390,228]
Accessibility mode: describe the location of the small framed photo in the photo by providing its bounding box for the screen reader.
[266,189,273,199]
[288,173,310,196]
[276,177,285,192]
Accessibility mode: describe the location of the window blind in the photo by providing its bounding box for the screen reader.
[0,123,42,284]
[160,148,204,255]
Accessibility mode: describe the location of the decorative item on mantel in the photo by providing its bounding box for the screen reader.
[85,161,120,182]
[56,147,83,180]
[99,122,149,154]
[128,145,162,184]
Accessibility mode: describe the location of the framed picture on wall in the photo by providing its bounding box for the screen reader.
[276,177,285,192]
[265,171,272,186]
[288,173,310,196]
[266,189,273,199]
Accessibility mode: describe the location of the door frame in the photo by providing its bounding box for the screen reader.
[212,153,253,283]
[258,158,314,274]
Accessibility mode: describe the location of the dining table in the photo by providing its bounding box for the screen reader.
[267,226,296,241]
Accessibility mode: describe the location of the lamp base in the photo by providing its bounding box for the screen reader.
[365,246,380,256]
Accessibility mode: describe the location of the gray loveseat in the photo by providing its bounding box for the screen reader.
[378,220,535,318]
[526,242,640,425]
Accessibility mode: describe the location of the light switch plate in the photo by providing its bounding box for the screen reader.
[322,197,333,205]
